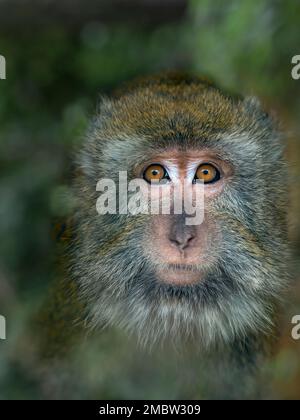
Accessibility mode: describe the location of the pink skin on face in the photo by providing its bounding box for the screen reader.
[135,150,232,286]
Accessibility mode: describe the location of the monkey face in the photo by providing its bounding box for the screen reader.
[73,74,289,348]
[134,149,233,286]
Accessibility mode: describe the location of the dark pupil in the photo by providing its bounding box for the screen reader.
[203,169,209,175]
[152,170,159,176]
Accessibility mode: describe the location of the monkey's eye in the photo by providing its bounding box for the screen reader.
[194,163,220,184]
[143,164,169,183]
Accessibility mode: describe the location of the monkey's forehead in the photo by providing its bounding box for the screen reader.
[99,87,258,140]
[90,72,276,150]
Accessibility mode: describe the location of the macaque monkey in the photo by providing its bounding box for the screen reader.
[36,73,289,399]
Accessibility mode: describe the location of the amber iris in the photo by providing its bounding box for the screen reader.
[143,164,167,183]
[195,163,219,184]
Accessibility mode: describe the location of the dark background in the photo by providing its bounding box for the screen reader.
[0,0,300,399]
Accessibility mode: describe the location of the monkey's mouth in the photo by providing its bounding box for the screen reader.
[156,264,204,285]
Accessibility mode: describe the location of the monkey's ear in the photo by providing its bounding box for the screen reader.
[95,96,114,118]
[243,96,262,110]
[243,96,276,123]
[78,97,115,180]
[243,96,270,117]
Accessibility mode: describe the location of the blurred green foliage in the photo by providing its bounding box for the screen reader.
[0,0,300,399]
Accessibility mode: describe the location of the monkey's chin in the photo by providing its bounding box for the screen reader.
[156,266,203,286]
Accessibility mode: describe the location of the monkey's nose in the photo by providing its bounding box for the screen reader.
[169,231,196,251]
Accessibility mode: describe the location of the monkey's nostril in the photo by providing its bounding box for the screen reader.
[169,233,195,250]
